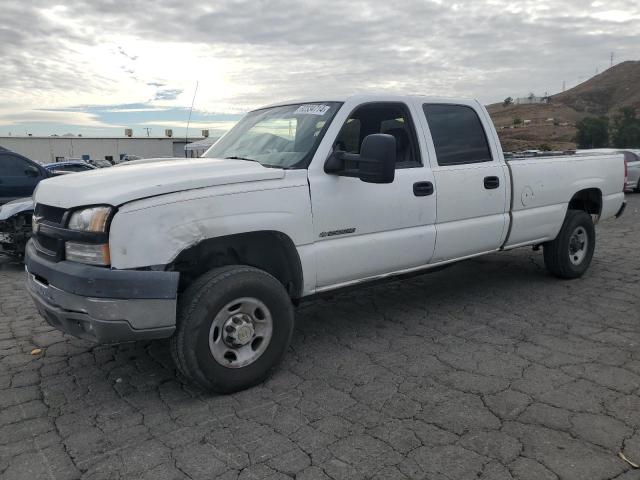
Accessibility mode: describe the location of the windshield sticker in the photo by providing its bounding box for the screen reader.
[295,104,331,115]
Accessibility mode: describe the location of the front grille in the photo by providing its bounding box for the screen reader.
[33,203,67,260]
[34,204,66,225]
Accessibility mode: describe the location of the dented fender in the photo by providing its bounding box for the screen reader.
[108,171,315,273]
[0,197,34,221]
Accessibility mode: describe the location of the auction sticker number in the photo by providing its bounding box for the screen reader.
[295,104,330,115]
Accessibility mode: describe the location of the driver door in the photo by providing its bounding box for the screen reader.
[307,101,437,289]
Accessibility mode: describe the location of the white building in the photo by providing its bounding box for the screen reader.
[0,136,203,164]
[184,136,221,157]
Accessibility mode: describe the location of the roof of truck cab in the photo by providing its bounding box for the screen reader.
[258,94,479,110]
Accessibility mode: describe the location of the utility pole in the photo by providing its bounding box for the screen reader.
[562,81,566,92]
[610,52,614,68]
[143,127,151,137]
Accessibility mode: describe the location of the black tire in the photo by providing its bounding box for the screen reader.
[543,209,595,279]
[170,265,294,393]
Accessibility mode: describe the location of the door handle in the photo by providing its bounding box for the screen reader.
[413,181,434,196]
[484,176,500,189]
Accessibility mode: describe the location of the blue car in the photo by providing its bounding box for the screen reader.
[1,157,92,258]
[0,147,51,206]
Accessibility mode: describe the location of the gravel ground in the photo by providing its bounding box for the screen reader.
[1,195,639,480]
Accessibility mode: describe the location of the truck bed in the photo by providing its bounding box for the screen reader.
[504,153,625,248]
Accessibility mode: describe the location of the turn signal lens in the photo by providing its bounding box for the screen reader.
[65,242,110,266]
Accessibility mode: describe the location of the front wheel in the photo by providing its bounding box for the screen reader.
[170,265,294,393]
[543,209,596,279]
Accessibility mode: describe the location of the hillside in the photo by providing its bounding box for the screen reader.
[487,61,640,151]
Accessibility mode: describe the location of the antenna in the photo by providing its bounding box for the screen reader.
[185,81,199,157]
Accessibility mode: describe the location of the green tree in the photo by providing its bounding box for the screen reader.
[503,97,513,107]
[574,116,609,148]
[513,117,522,125]
[611,107,640,148]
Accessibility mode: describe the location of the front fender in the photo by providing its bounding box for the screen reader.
[108,182,314,270]
[0,197,34,221]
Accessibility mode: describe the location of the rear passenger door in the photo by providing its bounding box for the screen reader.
[419,103,509,262]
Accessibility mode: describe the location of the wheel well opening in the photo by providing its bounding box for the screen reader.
[568,188,602,217]
[168,231,303,298]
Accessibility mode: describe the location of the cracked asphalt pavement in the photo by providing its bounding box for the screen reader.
[1,195,640,480]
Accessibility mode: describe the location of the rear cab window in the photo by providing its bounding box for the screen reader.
[423,104,493,166]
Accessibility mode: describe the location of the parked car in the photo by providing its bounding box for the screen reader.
[1,157,96,258]
[117,154,142,164]
[25,95,626,393]
[0,197,33,257]
[577,148,640,192]
[625,150,640,192]
[87,159,114,168]
[43,161,97,175]
[0,147,50,205]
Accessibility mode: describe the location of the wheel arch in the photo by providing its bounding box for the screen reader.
[167,230,304,299]
[567,188,602,220]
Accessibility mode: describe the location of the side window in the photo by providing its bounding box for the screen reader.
[0,155,29,176]
[334,103,421,168]
[423,104,493,166]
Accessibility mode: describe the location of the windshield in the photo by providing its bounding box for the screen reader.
[203,102,342,168]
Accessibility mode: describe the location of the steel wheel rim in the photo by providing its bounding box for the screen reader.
[568,226,588,265]
[209,297,273,369]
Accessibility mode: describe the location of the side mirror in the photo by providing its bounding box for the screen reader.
[24,165,40,177]
[324,133,396,184]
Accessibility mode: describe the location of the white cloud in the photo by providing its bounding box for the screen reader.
[1,0,639,132]
[0,109,120,128]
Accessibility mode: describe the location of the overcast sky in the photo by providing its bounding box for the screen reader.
[1,0,639,136]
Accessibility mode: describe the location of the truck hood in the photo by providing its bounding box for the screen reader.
[34,157,286,209]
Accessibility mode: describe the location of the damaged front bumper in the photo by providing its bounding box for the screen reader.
[25,241,179,343]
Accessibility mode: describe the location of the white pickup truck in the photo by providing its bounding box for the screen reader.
[26,95,626,392]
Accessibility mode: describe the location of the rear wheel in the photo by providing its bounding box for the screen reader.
[543,209,595,279]
[170,265,294,393]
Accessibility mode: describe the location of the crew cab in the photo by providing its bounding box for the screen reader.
[25,95,626,393]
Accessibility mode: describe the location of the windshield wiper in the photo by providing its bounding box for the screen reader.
[224,156,258,162]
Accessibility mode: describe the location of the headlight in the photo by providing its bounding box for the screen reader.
[68,206,112,232]
[65,242,110,266]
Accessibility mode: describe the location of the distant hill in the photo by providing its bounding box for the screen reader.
[487,61,640,151]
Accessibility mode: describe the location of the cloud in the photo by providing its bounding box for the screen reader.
[1,0,639,134]
[0,109,120,128]
[154,89,184,101]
